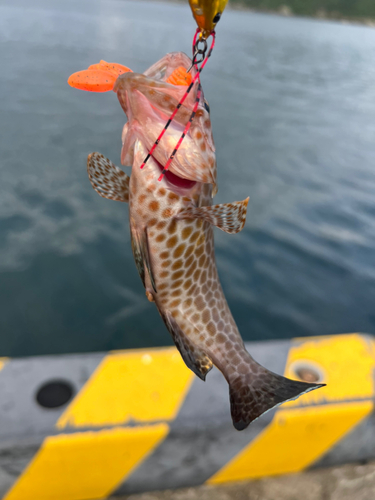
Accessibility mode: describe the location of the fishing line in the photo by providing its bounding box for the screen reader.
[139,28,216,181]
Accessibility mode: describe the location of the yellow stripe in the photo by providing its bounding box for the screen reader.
[57,347,194,428]
[284,333,375,406]
[0,358,8,372]
[4,424,169,500]
[208,401,373,484]
[208,333,375,484]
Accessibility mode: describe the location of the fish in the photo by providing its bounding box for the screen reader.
[83,53,324,430]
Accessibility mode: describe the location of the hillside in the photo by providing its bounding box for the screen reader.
[230,0,375,21]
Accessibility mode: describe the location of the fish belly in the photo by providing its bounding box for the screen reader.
[147,212,245,376]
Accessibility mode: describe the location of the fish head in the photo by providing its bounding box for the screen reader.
[114,52,217,194]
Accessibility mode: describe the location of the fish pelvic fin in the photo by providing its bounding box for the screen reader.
[87,153,130,202]
[229,362,325,431]
[130,225,157,292]
[176,198,249,234]
[160,309,213,381]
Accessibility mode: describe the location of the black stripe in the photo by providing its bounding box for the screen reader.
[165,119,172,128]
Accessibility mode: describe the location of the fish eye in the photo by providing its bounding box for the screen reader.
[213,12,221,23]
[204,100,210,114]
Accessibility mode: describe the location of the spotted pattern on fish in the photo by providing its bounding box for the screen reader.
[87,153,129,202]
[87,145,323,429]
[176,198,249,234]
[128,141,323,429]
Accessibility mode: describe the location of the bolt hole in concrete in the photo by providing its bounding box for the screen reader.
[290,361,325,384]
[35,380,74,408]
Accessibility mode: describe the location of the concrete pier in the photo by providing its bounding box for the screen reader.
[116,461,375,500]
[1,333,374,500]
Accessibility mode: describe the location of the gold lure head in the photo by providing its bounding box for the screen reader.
[188,0,228,39]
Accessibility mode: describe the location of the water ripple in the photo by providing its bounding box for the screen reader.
[1,0,375,355]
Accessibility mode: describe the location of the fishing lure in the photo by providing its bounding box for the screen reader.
[188,0,229,39]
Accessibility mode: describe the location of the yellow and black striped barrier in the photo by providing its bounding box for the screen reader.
[0,333,374,499]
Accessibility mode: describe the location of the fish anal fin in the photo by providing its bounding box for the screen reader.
[87,153,130,202]
[130,225,157,292]
[161,310,213,381]
[176,198,249,234]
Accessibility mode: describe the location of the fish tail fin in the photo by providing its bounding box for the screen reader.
[228,361,325,431]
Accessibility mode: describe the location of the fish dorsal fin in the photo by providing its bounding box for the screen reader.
[87,152,130,202]
[130,225,157,293]
[160,309,213,381]
[176,198,249,234]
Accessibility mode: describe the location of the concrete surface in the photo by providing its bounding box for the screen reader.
[115,462,375,500]
[2,335,375,499]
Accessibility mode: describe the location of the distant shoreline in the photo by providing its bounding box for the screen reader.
[160,0,375,28]
[230,3,375,28]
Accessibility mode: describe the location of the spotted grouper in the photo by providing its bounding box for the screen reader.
[72,52,324,430]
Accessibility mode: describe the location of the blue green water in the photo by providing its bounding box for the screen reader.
[1,0,375,357]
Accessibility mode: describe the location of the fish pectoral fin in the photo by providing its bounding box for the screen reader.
[130,225,157,292]
[161,310,213,381]
[87,152,130,202]
[176,198,249,234]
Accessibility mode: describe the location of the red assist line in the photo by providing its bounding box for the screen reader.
[158,83,202,181]
[140,29,216,181]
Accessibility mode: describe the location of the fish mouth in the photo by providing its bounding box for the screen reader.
[151,154,196,191]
